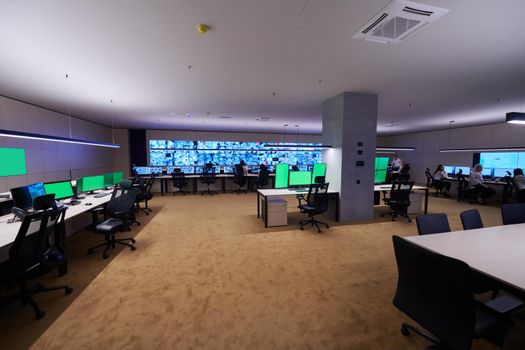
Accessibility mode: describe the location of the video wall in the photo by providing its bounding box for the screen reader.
[479,152,525,169]
[149,140,323,167]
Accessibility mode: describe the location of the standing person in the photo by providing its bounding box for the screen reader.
[469,164,496,204]
[433,164,452,197]
[239,159,248,176]
[390,154,403,171]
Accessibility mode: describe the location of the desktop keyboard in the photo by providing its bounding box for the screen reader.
[94,192,111,198]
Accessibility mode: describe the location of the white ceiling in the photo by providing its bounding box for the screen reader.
[0,0,524,135]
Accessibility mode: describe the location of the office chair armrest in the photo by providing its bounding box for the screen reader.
[296,194,306,207]
[485,295,523,315]
[112,210,131,217]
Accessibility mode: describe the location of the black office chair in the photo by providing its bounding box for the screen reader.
[425,168,444,197]
[256,165,269,189]
[298,182,330,233]
[416,213,451,235]
[503,175,516,201]
[460,209,484,230]
[398,164,411,181]
[392,235,516,350]
[382,181,414,222]
[233,164,247,194]
[0,207,72,319]
[457,173,473,203]
[501,203,525,225]
[171,169,189,196]
[135,176,155,214]
[200,164,217,196]
[517,189,525,203]
[88,186,139,259]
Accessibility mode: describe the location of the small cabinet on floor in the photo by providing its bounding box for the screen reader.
[262,197,288,227]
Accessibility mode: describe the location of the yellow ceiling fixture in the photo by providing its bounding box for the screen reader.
[197,24,210,34]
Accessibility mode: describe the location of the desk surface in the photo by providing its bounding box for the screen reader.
[374,185,428,191]
[405,224,525,292]
[155,173,275,179]
[0,191,113,250]
[257,188,339,196]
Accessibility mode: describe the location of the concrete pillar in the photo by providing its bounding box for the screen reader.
[322,92,378,222]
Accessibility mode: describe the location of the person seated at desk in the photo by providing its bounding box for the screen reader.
[432,164,451,197]
[513,168,525,191]
[469,164,496,204]
[239,160,248,176]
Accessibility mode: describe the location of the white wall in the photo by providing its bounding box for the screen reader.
[0,96,122,192]
[377,122,525,184]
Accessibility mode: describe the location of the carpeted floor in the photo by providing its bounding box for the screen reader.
[0,194,510,349]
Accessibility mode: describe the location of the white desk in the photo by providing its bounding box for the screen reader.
[256,188,340,228]
[374,184,430,214]
[0,191,113,258]
[405,224,525,295]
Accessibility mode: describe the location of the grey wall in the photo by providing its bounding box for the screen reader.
[377,122,525,184]
[0,96,122,193]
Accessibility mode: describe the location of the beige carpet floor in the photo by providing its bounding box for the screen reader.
[0,193,512,349]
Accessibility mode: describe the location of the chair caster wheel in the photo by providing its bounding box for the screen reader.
[131,239,136,243]
[401,325,410,337]
[103,254,109,259]
[326,225,330,229]
[131,246,136,251]
[65,287,73,295]
[35,310,46,320]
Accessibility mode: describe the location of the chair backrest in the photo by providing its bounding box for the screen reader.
[501,203,525,225]
[313,176,325,184]
[33,194,57,211]
[257,165,269,187]
[171,171,187,187]
[424,168,434,187]
[392,235,475,350]
[201,164,216,184]
[234,164,246,181]
[460,209,484,230]
[10,206,68,269]
[306,182,330,213]
[107,187,139,217]
[416,213,451,235]
[389,181,414,204]
[120,179,133,189]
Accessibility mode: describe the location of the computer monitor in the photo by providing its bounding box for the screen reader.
[104,173,114,187]
[374,157,389,183]
[28,182,45,200]
[312,163,327,183]
[493,168,513,178]
[223,166,234,174]
[251,165,260,174]
[10,186,32,210]
[444,166,455,175]
[77,175,105,194]
[180,166,194,174]
[455,166,470,175]
[274,163,289,189]
[289,171,312,187]
[113,171,124,184]
[482,168,493,176]
[134,166,150,175]
[194,166,204,174]
[44,181,74,200]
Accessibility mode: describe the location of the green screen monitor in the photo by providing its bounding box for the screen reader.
[274,163,289,189]
[374,157,390,183]
[0,148,27,176]
[289,171,312,187]
[113,171,124,185]
[44,181,74,200]
[312,163,327,183]
[103,173,114,187]
[78,175,105,193]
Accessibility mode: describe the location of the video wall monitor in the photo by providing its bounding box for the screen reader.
[251,165,260,174]
[493,168,513,178]
[289,171,312,187]
[312,163,327,183]
[28,182,45,200]
[223,166,234,174]
[180,166,194,174]
[0,148,27,176]
[78,175,105,194]
[10,186,32,210]
[374,157,389,184]
[274,163,289,189]
[444,166,455,175]
[44,181,74,200]
[482,168,493,176]
[194,166,204,174]
[455,166,471,175]
[134,166,151,175]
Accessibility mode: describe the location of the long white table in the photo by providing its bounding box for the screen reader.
[256,188,340,228]
[0,191,113,258]
[405,224,525,295]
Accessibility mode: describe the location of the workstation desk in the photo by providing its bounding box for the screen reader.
[405,223,525,298]
[153,173,275,195]
[0,192,113,263]
[447,177,511,204]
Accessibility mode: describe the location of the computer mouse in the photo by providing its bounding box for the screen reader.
[85,203,92,206]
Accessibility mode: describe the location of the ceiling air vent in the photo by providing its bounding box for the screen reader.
[352,0,449,44]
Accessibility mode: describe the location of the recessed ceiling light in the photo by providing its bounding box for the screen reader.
[218,116,232,119]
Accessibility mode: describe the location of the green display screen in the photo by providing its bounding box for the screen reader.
[103,173,114,187]
[79,175,105,193]
[113,171,124,184]
[289,171,312,186]
[0,148,27,176]
[274,163,289,189]
[44,181,74,200]
[374,157,390,183]
[312,163,327,183]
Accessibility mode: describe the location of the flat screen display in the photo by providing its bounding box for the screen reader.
[0,148,27,176]
[312,163,327,183]
[374,157,389,183]
[274,164,289,189]
[44,181,74,200]
[289,171,312,186]
[78,175,104,193]
[494,168,513,177]
[28,182,45,200]
[444,166,455,175]
[455,166,471,175]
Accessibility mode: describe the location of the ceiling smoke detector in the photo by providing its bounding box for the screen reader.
[352,0,449,44]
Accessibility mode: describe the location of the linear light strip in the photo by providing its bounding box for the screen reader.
[263,143,332,149]
[0,129,120,148]
[376,147,416,151]
[440,147,525,153]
